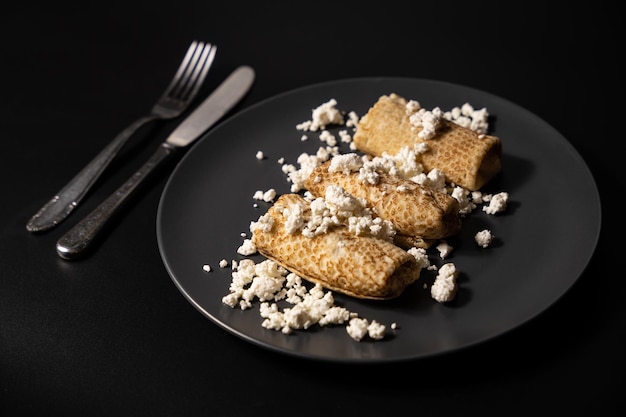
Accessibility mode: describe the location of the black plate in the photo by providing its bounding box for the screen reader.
[156,77,601,363]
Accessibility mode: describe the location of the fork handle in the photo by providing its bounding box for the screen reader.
[56,143,176,260]
[26,114,159,233]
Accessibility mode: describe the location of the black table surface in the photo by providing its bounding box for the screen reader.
[2,2,622,416]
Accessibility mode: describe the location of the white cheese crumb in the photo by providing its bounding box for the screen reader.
[237,239,257,256]
[436,240,453,259]
[263,189,276,202]
[405,99,421,114]
[475,229,494,248]
[297,98,345,132]
[339,129,352,143]
[202,264,212,273]
[319,130,337,146]
[471,190,484,204]
[483,192,509,215]
[407,246,431,270]
[408,107,444,139]
[367,320,386,340]
[444,103,490,134]
[328,153,363,174]
[345,111,360,129]
[346,317,370,341]
[253,189,277,202]
[219,259,229,268]
[451,186,477,216]
[256,150,265,160]
[431,263,459,303]
[286,147,339,192]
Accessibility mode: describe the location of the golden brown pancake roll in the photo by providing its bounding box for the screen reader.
[353,93,502,191]
[251,193,421,300]
[305,159,462,249]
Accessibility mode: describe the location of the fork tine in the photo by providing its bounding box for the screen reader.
[178,44,217,102]
[170,42,206,99]
[167,42,216,102]
[160,40,202,99]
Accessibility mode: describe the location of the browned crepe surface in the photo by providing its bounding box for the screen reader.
[353,93,502,191]
[251,193,421,300]
[305,160,461,248]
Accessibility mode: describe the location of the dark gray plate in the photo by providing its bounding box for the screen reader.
[156,77,601,363]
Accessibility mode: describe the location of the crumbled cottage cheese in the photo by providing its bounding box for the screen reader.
[296,98,345,132]
[406,99,490,139]
[284,146,340,192]
[475,229,494,248]
[407,247,432,270]
[431,263,459,303]
[253,188,277,202]
[346,317,386,341]
[408,106,444,140]
[451,186,477,216]
[222,258,382,341]
[436,241,453,259]
[483,192,509,215]
[236,239,257,256]
[443,102,490,135]
[252,184,396,242]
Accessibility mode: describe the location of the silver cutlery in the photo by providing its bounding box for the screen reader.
[26,40,217,233]
[56,65,255,260]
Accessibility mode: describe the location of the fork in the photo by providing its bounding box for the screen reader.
[25,40,217,233]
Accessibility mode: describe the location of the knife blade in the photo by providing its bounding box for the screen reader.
[56,65,255,260]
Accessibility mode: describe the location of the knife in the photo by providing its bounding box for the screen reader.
[56,65,255,260]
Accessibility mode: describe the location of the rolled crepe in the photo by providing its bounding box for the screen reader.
[251,193,421,300]
[353,93,502,191]
[305,159,462,249]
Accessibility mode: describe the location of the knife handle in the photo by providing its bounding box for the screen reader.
[26,114,158,233]
[56,143,176,260]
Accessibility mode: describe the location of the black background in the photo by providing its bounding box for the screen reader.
[2,2,622,416]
